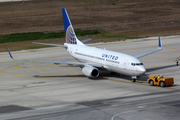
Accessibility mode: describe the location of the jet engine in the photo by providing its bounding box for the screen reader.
[82,66,99,78]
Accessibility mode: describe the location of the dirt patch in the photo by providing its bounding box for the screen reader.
[0,0,180,51]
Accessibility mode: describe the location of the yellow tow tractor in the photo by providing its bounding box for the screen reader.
[147,75,174,87]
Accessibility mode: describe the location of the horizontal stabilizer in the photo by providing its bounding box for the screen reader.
[81,38,92,43]
[32,42,67,47]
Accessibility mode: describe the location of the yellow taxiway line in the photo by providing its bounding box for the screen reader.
[107,78,180,91]
[36,68,76,75]
[0,71,33,76]
[163,45,180,50]
[14,76,26,78]
[8,65,21,68]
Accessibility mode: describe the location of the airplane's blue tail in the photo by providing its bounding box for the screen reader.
[62,8,84,45]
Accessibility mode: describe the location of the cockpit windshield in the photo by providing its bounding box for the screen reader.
[131,63,143,66]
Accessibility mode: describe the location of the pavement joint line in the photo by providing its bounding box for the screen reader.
[153,49,180,54]
[23,64,54,68]
[0,67,22,72]
[97,42,180,55]
[22,53,69,60]
[162,45,180,50]
[67,78,84,80]
[0,61,15,63]
[107,79,149,86]
[1,64,54,72]
[14,76,26,78]
[0,64,51,73]
[0,61,50,63]
[107,78,180,91]
[0,64,77,77]
[0,71,34,76]
[36,68,76,75]
[111,101,180,120]
[8,65,21,68]
[39,78,54,80]
[93,37,176,48]
[0,48,64,57]
[91,38,157,47]
[93,43,160,51]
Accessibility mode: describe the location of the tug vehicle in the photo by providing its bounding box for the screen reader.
[147,76,174,87]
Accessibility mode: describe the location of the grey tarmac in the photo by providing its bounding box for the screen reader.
[0,36,180,120]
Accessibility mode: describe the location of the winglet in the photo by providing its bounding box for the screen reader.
[158,36,162,49]
[6,47,13,59]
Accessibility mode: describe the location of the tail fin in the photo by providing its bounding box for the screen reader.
[62,8,84,45]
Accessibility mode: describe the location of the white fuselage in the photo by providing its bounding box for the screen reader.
[65,43,146,76]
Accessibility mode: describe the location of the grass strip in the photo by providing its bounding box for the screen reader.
[0,29,141,44]
[0,30,101,43]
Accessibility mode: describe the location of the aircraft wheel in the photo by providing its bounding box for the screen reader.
[149,80,154,86]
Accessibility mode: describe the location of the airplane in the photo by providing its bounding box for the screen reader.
[7,8,162,82]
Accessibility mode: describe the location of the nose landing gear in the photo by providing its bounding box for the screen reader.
[131,76,137,82]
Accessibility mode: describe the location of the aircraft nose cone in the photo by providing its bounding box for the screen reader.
[139,66,146,74]
[136,66,146,75]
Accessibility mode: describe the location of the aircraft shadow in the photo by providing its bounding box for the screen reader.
[146,64,176,72]
[34,64,176,82]
[99,64,177,82]
[34,75,108,80]
[34,75,85,78]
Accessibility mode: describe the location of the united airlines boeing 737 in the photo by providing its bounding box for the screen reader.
[7,8,162,81]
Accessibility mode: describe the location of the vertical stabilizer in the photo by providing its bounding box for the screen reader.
[62,8,84,45]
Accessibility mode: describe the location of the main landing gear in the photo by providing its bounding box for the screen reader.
[131,76,137,82]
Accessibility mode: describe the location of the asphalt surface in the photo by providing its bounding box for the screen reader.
[0,36,180,120]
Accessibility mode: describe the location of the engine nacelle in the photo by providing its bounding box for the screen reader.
[82,66,99,78]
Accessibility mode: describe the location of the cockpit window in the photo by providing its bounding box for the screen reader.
[131,63,143,66]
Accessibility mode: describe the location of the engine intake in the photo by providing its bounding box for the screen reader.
[82,66,99,78]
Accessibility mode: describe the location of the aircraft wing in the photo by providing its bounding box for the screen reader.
[32,42,67,47]
[133,37,162,58]
[6,47,103,68]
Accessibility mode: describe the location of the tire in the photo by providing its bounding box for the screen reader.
[132,79,136,82]
[160,81,165,87]
[149,80,154,86]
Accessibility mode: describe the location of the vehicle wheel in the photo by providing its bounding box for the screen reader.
[160,81,165,87]
[132,79,136,82]
[149,80,154,86]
